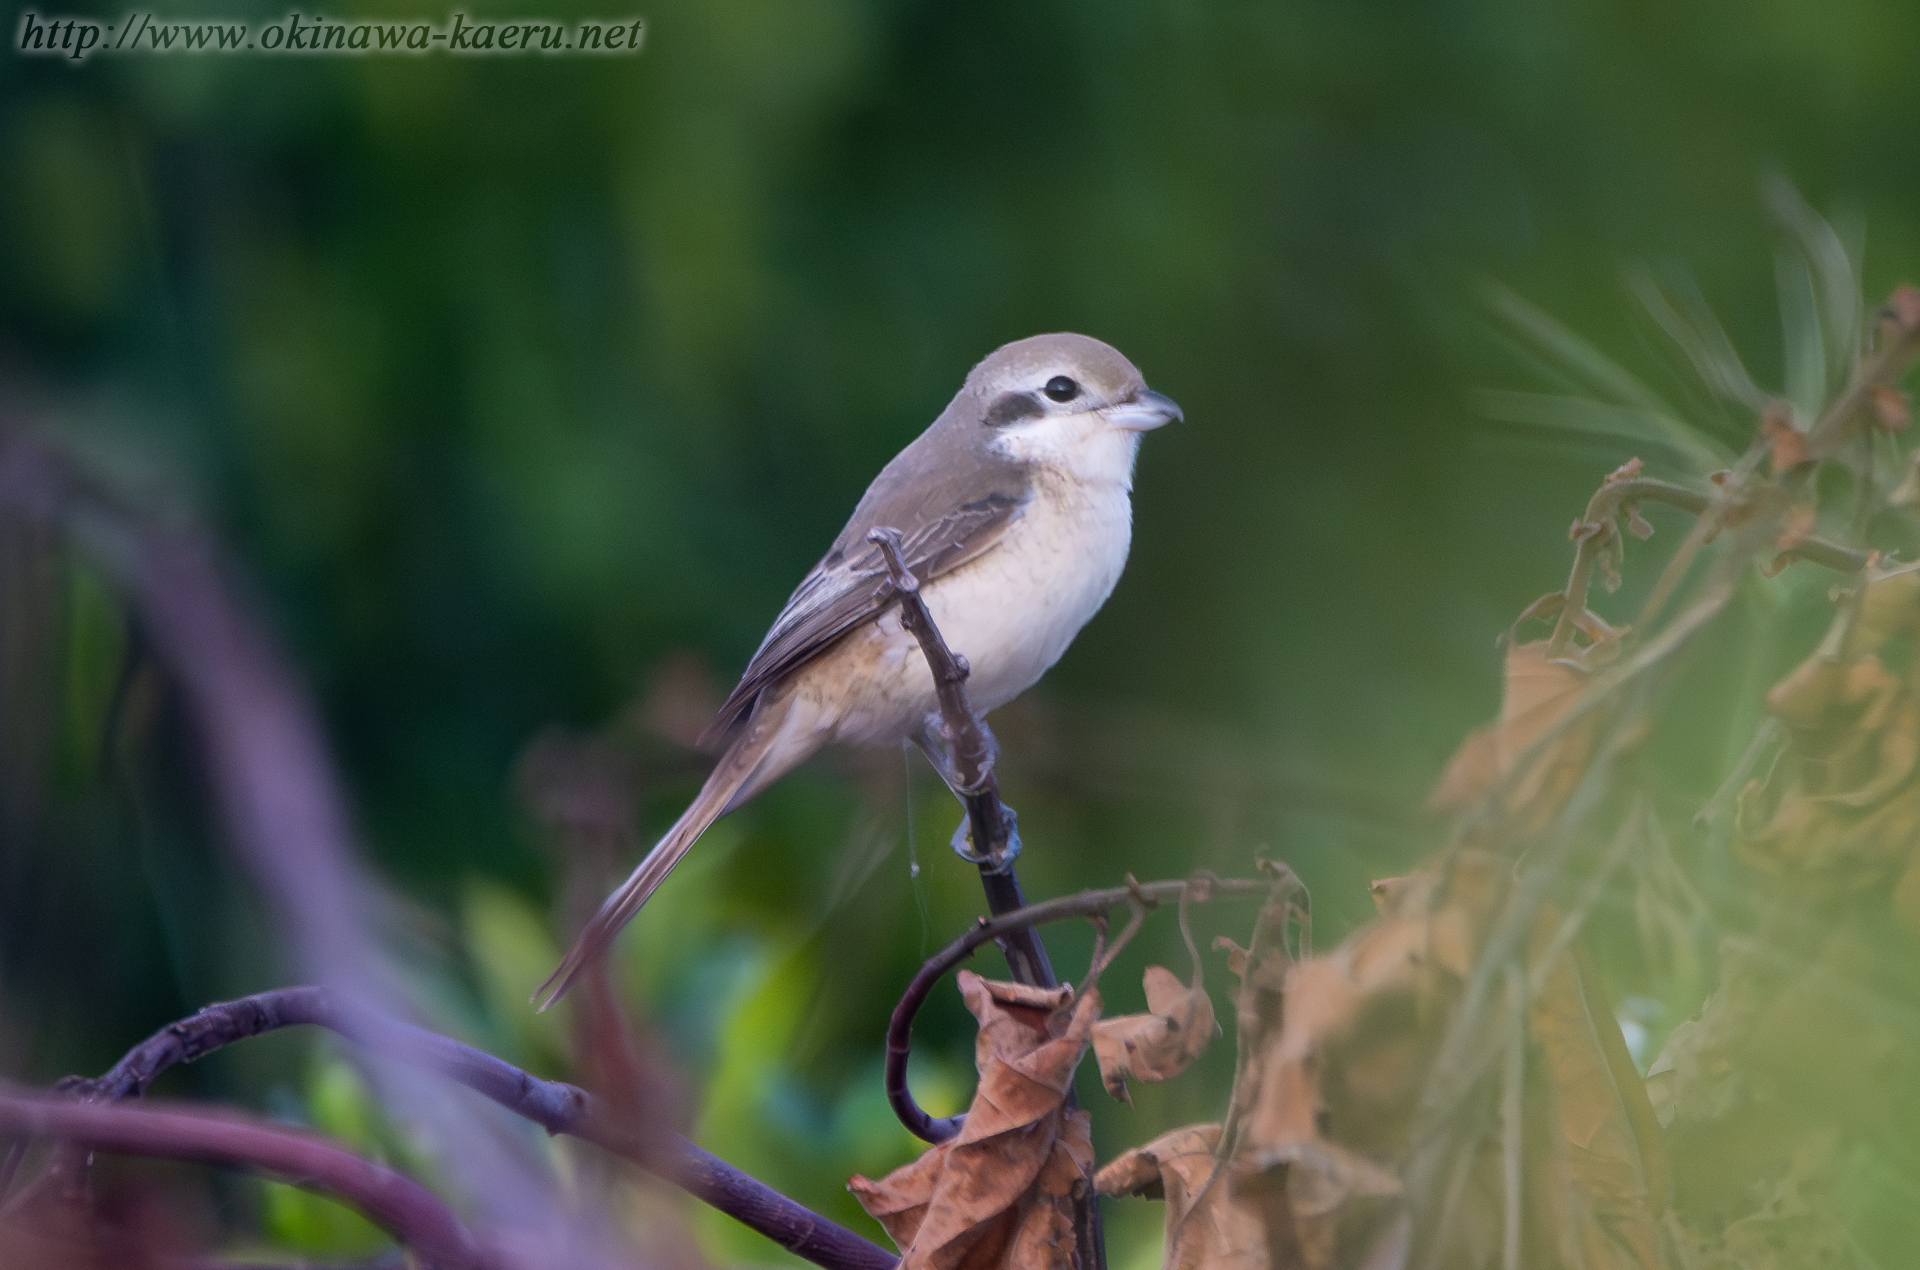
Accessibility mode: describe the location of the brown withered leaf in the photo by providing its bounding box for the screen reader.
[1527,941,1668,1270]
[1097,1124,1288,1270]
[1426,725,1498,816]
[849,972,1100,1270]
[1740,566,1920,906]
[1232,853,1662,1270]
[1428,640,1596,834]
[1219,862,1492,1270]
[1092,965,1219,1104]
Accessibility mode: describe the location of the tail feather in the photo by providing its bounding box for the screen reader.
[534,692,814,1010]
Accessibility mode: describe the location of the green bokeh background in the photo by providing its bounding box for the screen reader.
[4,0,1919,1263]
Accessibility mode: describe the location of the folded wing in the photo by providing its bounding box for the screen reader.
[701,485,1026,744]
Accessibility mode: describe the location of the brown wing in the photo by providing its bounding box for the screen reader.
[701,486,1026,743]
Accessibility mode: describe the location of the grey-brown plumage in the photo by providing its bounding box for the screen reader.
[537,333,1179,1007]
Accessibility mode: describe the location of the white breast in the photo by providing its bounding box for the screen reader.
[922,472,1132,712]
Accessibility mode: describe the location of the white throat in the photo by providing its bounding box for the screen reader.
[989,414,1143,492]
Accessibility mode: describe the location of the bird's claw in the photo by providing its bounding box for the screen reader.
[950,809,1021,872]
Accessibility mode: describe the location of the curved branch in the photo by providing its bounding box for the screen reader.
[0,425,590,1245]
[50,988,897,1270]
[0,1085,485,1270]
[1547,473,1867,654]
[884,875,1268,1143]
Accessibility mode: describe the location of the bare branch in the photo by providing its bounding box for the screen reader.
[46,987,897,1270]
[1547,472,1865,655]
[0,1084,487,1270]
[865,527,1009,861]
[0,426,600,1255]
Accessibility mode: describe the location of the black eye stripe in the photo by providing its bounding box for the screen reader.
[985,391,1045,427]
[1044,376,1080,402]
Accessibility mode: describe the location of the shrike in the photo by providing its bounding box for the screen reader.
[538,333,1179,1006]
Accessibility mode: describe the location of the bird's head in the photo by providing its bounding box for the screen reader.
[962,333,1182,484]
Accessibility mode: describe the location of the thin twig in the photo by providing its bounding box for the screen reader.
[867,527,1060,997]
[1176,880,1204,982]
[1546,473,1864,655]
[1078,913,1112,1001]
[37,988,897,1270]
[867,526,1015,869]
[882,876,1268,1143]
[1170,866,1308,1249]
[0,1084,487,1270]
[1083,903,1148,990]
[1499,967,1524,1270]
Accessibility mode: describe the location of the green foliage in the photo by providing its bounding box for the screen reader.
[260,1058,394,1259]
[461,877,573,1070]
[7,1,1920,1264]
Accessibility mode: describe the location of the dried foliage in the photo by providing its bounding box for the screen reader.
[1090,964,1218,1105]
[1736,563,1920,907]
[1427,639,1602,835]
[850,973,1100,1270]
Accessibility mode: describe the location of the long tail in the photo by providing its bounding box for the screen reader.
[534,690,815,1009]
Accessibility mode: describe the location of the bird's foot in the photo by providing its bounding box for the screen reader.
[917,731,965,793]
[950,808,1021,872]
[915,718,997,797]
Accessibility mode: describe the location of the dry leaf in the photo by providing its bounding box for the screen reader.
[1527,941,1668,1270]
[1226,853,1662,1270]
[1092,965,1219,1104]
[849,972,1100,1270]
[1425,725,1498,816]
[1428,640,1596,834]
[1226,872,1464,1270]
[1096,1124,1285,1270]
[1740,566,1920,909]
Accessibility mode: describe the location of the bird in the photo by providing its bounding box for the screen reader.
[536,332,1180,1007]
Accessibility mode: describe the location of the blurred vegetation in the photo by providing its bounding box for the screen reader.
[5,0,1920,1265]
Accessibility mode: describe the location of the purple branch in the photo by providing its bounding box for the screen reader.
[0,1084,487,1270]
[54,987,896,1270]
[0,426,625,1261]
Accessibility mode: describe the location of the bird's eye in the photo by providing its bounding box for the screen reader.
[1043,376,1080,403]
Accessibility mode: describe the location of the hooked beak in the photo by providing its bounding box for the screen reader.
[1100,388,1183,432]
